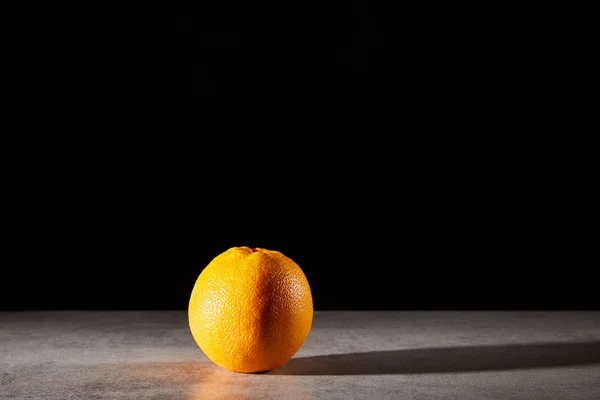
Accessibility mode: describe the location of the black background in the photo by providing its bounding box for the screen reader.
[2,6,596,311]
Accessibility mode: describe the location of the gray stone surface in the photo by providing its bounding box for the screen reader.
[1,311,600,399]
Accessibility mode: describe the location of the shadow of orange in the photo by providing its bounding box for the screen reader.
[270,341,600,375]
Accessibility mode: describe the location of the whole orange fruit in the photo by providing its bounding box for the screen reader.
[188,246,313,373]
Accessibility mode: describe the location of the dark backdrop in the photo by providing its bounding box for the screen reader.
[2,8,595,311]
[185,2,378,98]
[3,142,594,311]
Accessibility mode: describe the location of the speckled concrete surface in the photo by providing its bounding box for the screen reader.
[1,311,600,399]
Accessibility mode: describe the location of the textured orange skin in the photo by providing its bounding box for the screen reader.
[188,247,313,373]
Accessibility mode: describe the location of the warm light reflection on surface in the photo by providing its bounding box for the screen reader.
[189,364,308,400]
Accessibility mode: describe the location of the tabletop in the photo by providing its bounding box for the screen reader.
[1,311,599,399]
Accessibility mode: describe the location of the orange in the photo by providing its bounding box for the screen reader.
[188,246,313,373]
